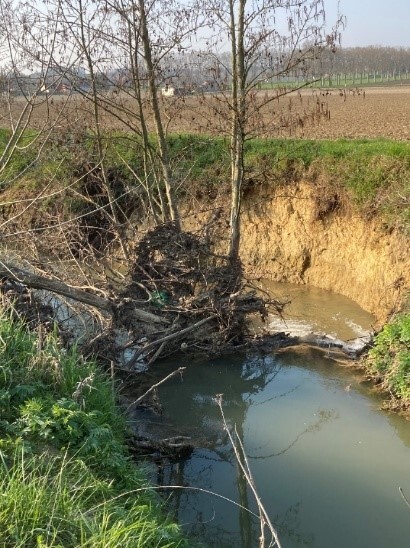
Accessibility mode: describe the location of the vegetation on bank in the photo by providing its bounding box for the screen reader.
[365,312,410,405]
[1,129,409,233]
[0,308,187,547]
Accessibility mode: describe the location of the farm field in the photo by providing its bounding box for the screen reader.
[287,86,410,140]
[1,85,409,141]
[167,85,410,140]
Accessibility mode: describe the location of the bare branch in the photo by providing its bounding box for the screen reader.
[127,314,217,367]
[126,366,186,410]
[0,261,167,324]
[215,393,282,548]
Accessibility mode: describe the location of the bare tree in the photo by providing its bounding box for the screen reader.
[0,0,338,368]
[194,0,343,259]
[46,0,201,228]
[0,1,70,180]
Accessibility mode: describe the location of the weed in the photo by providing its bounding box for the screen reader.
[366,313,410,402]
[0,309,187,546]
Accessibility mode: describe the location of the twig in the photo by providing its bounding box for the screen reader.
[146,341,167,366]
[215,394,282,548]
[127,314,217,368]
[399,487,410,511]
[233,423,266,546]
[126,367,186,411]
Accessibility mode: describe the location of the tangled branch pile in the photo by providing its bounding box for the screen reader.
[117,223,278,364]
[0,224,282,369]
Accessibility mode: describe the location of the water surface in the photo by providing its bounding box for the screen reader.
[153,351,410,547]
[255,280,376,340]
[139,284,409,547]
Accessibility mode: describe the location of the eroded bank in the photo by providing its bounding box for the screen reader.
[186,181,409,323]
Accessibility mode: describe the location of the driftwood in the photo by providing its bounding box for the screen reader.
[129,434,194,459]
[127,315,217,368]
[0,225,278,365]
[0,261,167,325]
[126,366,186,411]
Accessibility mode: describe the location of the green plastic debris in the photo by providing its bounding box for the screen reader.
[150,290,170,307]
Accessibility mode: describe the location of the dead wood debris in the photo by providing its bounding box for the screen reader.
[116,223,282,365]
[0,223,283,368]
[0,276,55,332]
[128,434,195,460]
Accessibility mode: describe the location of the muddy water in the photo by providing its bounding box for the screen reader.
[140,285,410,547]
[255,280,376,340]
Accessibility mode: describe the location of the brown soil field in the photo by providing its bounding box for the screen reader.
[2,85,409,141]
[286,86,410,140]
[165,85,410,140]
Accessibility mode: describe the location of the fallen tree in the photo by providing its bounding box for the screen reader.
[0,261,166,324]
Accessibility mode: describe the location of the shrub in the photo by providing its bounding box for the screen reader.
[366,313,410,402]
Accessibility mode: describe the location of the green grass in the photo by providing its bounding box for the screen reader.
[245,137,410,169]
[243,138,410,230]
[0,310,187,547]
[365,313,410,403]
[0,448,184,547]
[1,129,409,231]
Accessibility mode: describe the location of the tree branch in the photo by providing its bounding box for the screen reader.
[126,366,186,410]
[0,261,166,324]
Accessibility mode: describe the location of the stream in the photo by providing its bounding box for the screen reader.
[135,283,410,548]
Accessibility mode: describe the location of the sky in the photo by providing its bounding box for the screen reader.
[326,0,410,48]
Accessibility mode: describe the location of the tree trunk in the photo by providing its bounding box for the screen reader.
[127,8,164,224]
[138,0,181,230]
[0,263,167,325]
[228,0,246,261]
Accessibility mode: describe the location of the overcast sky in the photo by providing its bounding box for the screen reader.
[327,0,410,48]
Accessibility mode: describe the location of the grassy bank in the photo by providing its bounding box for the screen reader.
[0,309,187,547]
[1,129,408,232]
[364,312,410,407]
[149,134,410,231]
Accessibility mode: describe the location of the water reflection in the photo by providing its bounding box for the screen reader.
[153,353,334,546]
[149,350,410,548]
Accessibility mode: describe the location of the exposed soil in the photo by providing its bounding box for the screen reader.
[183,181,410,323]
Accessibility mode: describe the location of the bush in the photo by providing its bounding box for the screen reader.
[366,313,410,402]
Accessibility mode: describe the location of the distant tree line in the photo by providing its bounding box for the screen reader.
[317,46,410,77]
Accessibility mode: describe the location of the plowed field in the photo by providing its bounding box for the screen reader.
[284,86,410,140]
[2,85,409,141]
[164,85,410,140]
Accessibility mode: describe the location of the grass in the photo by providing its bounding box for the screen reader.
[365,313,410,404]
[0,309,187,547]
[243,138,410,230]
[245,137,410,170]
[1,127,409,208]
[0,128,409,232]
[0,449,183,547]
